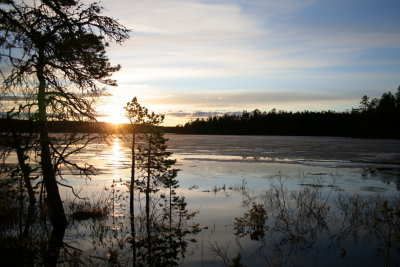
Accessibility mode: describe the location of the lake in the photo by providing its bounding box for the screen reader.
[58,134,400,266]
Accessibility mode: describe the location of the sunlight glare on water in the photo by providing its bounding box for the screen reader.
[60,134,400,266]
[102,137,127,170]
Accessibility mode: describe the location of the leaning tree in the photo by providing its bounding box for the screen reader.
[0,0,130,230]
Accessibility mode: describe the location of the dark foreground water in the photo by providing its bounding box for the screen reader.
[2,134,400,266]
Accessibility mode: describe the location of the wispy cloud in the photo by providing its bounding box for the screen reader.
[106,0,400,81]
[94,0,400,125]
[144,89,357,107]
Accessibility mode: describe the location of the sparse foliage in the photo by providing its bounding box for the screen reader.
[0,0,130,230]
[124,97,199,266]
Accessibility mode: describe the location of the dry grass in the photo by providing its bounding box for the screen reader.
[69,201,108,220]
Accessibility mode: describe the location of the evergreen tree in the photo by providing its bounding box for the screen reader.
[126,98,199,266]
[378,92,396,113]
[360,95,370,111]
[395,85,400,109]
[0,0,129,231]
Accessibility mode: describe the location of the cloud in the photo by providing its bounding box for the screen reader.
[165,110,240,118]
[104,0,264,37]
[190,111,226,117]
[103,0,400,87]
[164,111,192,117]
[144,89,355,107]
[103,0,271,82]
[93,0,400,120]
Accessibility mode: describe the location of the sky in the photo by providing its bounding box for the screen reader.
[93,0,400,126]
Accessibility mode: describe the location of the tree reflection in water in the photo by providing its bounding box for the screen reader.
[2,130,399,266]
[0,134,200,266]
[0,96,200,266]
[229,176,400,266]
[123,97,201,266]
[75,184,198,265]
[63,132,200,267]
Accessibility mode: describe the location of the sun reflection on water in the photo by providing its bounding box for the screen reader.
[111,137,122,159]
[98,137,130,173]
[114,138,126,166]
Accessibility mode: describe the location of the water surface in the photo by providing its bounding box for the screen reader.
[64,134,400,266]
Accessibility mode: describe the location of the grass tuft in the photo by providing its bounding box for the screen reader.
[69,202,108,221]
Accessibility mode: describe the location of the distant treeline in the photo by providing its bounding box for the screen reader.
[0,118,182,136]
[1,119,112,133]
[0,119,157,134]
[175,89,400,139]
[2,89,399,138]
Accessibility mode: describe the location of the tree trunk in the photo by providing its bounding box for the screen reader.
[130,131,136,214]
[46,227,66,266]
[130,130,136,266]
[146,141,152,265]
[8,120,36,206]
[36,53,68,230]
[10,130,37,237]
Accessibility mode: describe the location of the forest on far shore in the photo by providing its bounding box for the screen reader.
[1,89,399,139]
[175,88,400,139]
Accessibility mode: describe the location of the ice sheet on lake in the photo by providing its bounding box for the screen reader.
[167,134,400,168]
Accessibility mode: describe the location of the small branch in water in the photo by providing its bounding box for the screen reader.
[57,181,86,200]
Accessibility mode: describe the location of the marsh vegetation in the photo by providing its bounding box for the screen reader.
[1,132,400,266]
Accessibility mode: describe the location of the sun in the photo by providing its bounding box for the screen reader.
[97,100,128,124]
[106,108,127,124]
